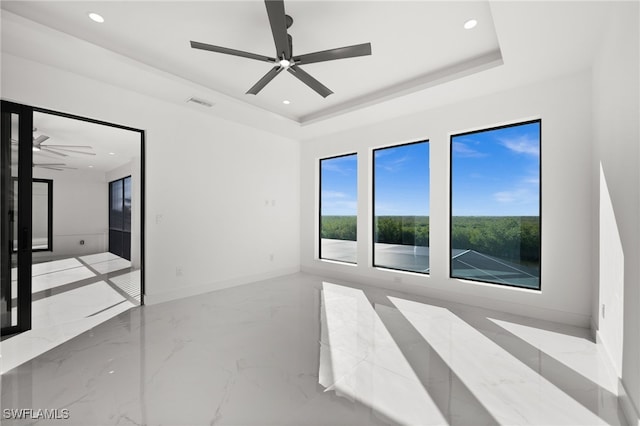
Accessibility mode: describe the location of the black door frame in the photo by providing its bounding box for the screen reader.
[1,100,33,336]
[1,100,146,337]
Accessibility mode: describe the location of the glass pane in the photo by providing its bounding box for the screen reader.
[123,177,131,232]
[110,180,123,230]
[12,180,18,252]
[32,181,49,250]
[373,141,429,273]
[451,121,541,289]
[8,114,20,327]
[320,154,357,263]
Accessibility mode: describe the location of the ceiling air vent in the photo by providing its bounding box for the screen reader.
[186,97,214,108]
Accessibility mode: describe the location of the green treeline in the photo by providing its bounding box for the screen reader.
[452,216,540,263]
[321,215,540,263]
[320,216,357,241]
[376,216,430,246]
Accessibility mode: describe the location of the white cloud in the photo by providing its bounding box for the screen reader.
[322,163,351,175]
[322,190,348,199]
[322,156,357,175]
[376,155,409,172]
[499,135,540,156]
[323,200,357,214]
[452,142,487,158]
[493,188,538,205]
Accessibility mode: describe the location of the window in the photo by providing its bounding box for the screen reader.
[373,141,429,273]
[109,176,132,261]
[450,120,541,289]
[319,154,358,263]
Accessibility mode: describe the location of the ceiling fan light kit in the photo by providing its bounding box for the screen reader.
[190,0,372,98]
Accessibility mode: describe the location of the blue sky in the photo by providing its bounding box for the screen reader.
[320,122,539,217]
[374,142,429,216]
[452,121,540,216]
[320,142,430,216]
[321,154,358,216]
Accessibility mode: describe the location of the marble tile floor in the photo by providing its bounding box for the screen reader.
[2,254,140,373]
[0,272,627,425]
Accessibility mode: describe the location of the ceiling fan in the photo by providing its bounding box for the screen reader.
[190,0,372,98]
[12,128,96,157]
[33,162,77,172]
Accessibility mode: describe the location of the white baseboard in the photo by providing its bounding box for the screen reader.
[301,264,591,327]
[619,379,640,426]
[595,328,639,426]
[144,266,300,305]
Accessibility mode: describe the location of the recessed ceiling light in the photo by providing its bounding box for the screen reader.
[464,19,478,30]
[283,100,291,105]
[88,165,94,168]
[88,12,104,23]
[108,152,115,155]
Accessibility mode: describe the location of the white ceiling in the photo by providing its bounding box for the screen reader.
[34,112,141,173]
[11,111,141,174]
[1,1,615,140]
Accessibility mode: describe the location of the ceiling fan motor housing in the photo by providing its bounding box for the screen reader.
[189,0,372,97]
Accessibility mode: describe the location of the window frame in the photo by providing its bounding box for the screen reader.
[109,175,132,260]
[372,139,430,275]
[449,119,542,290]
[318,152,358,264]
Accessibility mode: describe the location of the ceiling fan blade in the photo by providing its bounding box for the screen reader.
[246,66,284,95]
[41,148,67,157]
[294,42,372,65]
[287,66,333,98]
[190,41,275,63]
[43,144,93,149]
[45,147,96,156]
[34,163,66,166]
[34,135,50,145]
[37,166,64,171]
[264,0,291,59]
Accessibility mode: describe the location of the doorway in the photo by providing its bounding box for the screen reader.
[1,101,145,350]
[109,176,132,260]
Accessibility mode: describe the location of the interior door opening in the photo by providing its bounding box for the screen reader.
[1,101,145,365]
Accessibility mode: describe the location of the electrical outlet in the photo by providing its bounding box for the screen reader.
[602,304,606,319]
[156,214,163,224]
[269,254,274,262]
[176,266,183,277]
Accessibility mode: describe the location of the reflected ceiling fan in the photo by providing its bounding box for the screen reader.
[33,162,77,172]
[12,128,96,157]
[190,0,372,97]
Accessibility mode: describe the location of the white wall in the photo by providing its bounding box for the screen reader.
[592,2,640,424]
[106,160,142,269]
[2,53,301,304]
[301,70,593,327]
[33,168,108,258]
